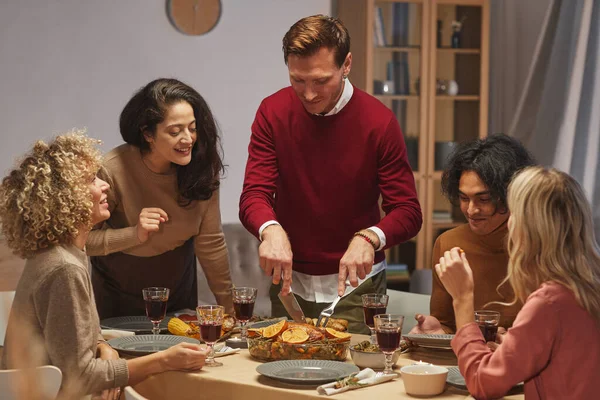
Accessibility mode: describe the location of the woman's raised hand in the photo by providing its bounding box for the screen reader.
[136,207,169,242]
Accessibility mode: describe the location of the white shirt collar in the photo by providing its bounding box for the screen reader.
[317,78,354,116]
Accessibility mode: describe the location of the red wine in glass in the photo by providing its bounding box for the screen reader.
[200,323,223,343]
[233,300,255,322]
[363,303,387,328]
[479,323,499,342]
[376,328,401,353]
[144,298,167,323]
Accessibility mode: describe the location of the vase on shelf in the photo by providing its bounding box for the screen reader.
[451,30,461,48]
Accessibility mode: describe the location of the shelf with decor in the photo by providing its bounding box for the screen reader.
[337,0,489,275]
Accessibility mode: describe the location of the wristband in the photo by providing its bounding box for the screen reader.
[353,231,377,250]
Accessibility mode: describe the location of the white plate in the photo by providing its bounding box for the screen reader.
[108,334,199,356]
[256,360,359,385]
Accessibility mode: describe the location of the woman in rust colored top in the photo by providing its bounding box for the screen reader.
[437,166,600,399]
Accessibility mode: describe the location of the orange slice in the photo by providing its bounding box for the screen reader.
[281,328,310,344]
[262,320,288,339]
[246,328,263,338]
[325,327,351,341]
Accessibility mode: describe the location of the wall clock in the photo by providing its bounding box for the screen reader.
[167,0,222,36]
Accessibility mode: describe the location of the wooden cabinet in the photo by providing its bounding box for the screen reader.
[337,0,490,272]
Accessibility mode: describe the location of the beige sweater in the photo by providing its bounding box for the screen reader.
[0,244,129,398]
[86,144,233,312]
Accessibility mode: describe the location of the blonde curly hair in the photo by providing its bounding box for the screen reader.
[0,130,102,258]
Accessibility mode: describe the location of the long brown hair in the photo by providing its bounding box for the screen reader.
[119,78,224,206]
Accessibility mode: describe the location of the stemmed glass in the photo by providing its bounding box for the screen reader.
[374,314,404,375]
[142,287,170,335]
[361,293,389,343]
[196,305,225,367]
[232,287,257,343]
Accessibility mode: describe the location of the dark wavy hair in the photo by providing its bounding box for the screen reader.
[119,78,224,206]
[441,134,535,212]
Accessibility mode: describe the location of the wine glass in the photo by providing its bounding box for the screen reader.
[232,287,257,343]
[196,305,225,367]
[142,287,170,335]
[361,293,389,343]
[374,314,404,375]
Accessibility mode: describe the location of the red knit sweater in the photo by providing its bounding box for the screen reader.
[239,86,422,275]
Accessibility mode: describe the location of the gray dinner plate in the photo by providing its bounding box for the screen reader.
[256,360,359,385]
[447,366,524,390]
[403,333,454,349]
[100,316,171,333]
[108,334,199,356]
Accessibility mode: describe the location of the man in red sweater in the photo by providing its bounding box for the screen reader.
[239,15,422,332]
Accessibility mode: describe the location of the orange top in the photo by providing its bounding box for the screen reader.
[430,222,521,333]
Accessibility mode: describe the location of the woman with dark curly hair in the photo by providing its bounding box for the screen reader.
[86,78,233,319]
[0,132,208,399]
[410,134,535,334]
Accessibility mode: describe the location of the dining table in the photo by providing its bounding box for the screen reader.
[131,334,525,400]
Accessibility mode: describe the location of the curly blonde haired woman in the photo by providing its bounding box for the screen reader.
[436,166,600,399]
[0,132,208,400]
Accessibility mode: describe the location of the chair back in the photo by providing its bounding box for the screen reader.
[409,269,433,295]
[385,290,431,333]
[125,385,148,400]
[0,365,62,400]
[196,223,272,316]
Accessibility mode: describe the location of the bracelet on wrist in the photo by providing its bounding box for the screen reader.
[353,231,377,250]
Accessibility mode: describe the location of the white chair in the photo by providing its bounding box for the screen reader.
[386,289,431,334]
[0,365,62,400]
[125,385,148,400]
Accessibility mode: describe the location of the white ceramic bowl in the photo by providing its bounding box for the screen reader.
[349,347,401,370]
[400,363,449,396]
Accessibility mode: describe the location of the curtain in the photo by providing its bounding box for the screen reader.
[488,0,552,135]
[507,0,600,240]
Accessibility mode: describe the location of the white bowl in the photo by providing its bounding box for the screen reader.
[400,363,449,396]
[349,347,401,370]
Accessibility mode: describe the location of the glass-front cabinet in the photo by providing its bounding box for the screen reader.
[337,0,489,276]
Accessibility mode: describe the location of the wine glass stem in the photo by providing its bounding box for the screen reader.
[369,327,376,343]
[152,322,160,335]
[384,353,393,374]
[240,321,247,340]
[206,343,215,363]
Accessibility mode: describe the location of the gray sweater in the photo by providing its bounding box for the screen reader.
[1,244,129,398]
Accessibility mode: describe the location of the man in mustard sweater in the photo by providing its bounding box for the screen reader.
[411,134,535,334]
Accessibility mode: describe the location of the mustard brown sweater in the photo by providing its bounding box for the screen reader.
[430,222,522,333]
[86,144,233,318]
[1,245,129,398]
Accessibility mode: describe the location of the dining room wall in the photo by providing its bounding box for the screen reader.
[0,0,331,224]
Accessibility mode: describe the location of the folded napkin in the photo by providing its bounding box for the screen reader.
[316,368,396,395]
[101,329,135,340]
